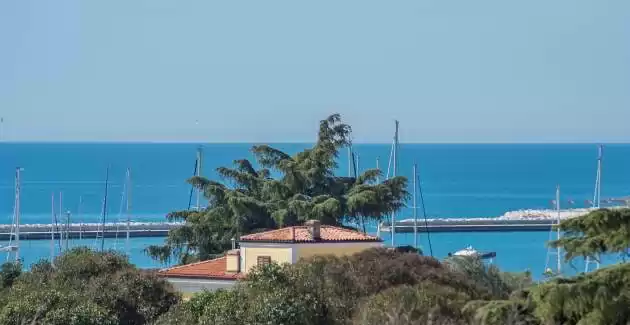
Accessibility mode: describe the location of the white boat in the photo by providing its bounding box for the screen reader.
[451,246,496,260]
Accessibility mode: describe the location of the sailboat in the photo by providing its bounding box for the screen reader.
[50,193,55,263]
[543,185,562,278]
[584,145,603,272]
[93,167,110,251]
[382,120,399,246]
[1,168,23,262]
[113,168,132,255]
[410,162,435,257]
[188,146,206,211]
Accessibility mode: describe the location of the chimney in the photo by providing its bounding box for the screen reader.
[305,220,321,240]
[226,249,240,273]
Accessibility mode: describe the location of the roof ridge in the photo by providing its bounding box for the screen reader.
[323,225,378,237]
[158,256,226,273]
[240,226,295,238]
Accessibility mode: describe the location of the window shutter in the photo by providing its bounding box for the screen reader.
[257,256,271,267]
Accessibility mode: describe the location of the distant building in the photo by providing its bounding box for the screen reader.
[158,220,383,294]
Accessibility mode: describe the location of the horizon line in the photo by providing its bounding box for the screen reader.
[0,140,628,145]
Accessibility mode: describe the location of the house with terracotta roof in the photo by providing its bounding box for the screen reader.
[158,220,382,294]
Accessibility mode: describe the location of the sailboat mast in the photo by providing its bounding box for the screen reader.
[413,163,418,249]
[53,194,61,253]
[386,141,395,179]
[65,210,71,252]
[196,147,203,210]
[556,185,562,275]
[126,168,132,254]
[393,121,399,176]
[348,145,352,177]
[594,145,603,208]
[391,120,399,247]
[585,145,604,272]
[59,192,63,253]
[51,193,55,263]
[101,167,110,251]
[78,196,83,241]
[13,168,22,262]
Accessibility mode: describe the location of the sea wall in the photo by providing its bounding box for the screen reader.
[387,207,614,232]
[0,222,183,240]
[1,206,624,239]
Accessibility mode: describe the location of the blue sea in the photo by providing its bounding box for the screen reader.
[1,143,629,277]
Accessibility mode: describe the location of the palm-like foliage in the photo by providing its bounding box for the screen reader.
[549,208,630,262]
[147,114,409,264]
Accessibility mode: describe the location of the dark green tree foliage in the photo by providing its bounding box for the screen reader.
[463,299,538,325]
[152,288,248,325]
[0,248,179,325]
[469,263,630,325]
[444,256,533,299]
[394,245,422,254]
[354,283,471,325]
[148,114,410,264]
[528,263,630,325]
[0,288,117,325]
[0,262,21,290]
[550,208,630,262]
[470,208,630,325]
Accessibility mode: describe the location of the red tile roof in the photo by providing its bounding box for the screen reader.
[157,257,242,280]
[239,225,381,243]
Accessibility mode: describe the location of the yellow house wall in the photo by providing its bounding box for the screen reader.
[242,247,292,274]
[296,243,381,261]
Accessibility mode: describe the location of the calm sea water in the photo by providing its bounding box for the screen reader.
[1,143,629,277]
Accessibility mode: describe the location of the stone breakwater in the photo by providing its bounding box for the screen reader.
[497,208,594,220]
[0,222,183,232]
[0,222,184,240]
[387,208,608,233]
[0,207,621,238]
[395,207,599,225]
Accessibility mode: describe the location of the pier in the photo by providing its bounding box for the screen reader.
[382,206,630,233]
[0,222,182,240]
[381,218,557,233]
[0,218,561,240]
[1,206,625,240]
[0,217,562,240]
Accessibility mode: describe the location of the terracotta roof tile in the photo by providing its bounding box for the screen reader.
[239,225,381,243]
[157,257,242,280]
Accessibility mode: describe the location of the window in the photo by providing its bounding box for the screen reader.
[257,256,271,267]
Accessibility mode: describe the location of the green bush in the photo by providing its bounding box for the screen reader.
[0,247,179,325]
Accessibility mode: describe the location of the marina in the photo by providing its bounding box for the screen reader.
[0,143,628,277]
[2,206,625,240]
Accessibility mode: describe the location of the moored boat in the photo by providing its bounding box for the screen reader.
[450,245,496,260]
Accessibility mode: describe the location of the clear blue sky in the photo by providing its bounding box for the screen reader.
[1,0,629,143]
